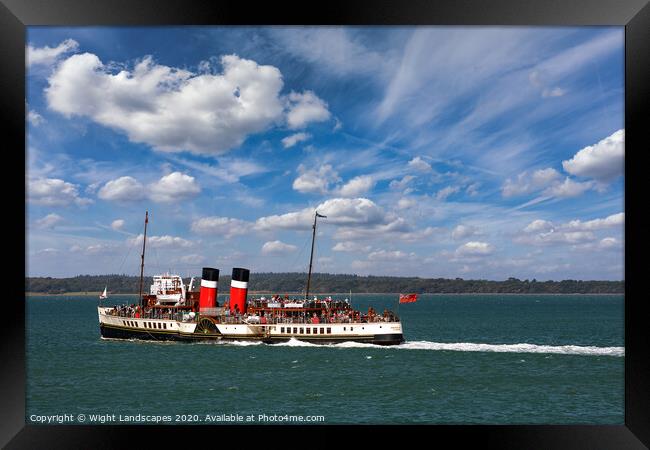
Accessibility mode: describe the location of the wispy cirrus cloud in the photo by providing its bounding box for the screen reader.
[26,27,624,280]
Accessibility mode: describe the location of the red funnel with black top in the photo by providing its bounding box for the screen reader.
[199,267,219,311]
[229,268,250,314]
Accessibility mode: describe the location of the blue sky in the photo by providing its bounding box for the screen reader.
[26,26,625,280]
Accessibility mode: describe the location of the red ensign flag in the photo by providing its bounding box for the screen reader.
[399,293,417,303]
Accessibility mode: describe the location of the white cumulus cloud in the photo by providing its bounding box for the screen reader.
[27,109,45,126]
[28,177,93,207]
[69,243,116,255]
[46,53,327,155]
[562,129,624,182]
[190,216,252,238]
[292,164,340,195]
[455,241,494,257]
[564,212,624,231]
[27,38,79,67]
[436,186,460,201]
[598,237,619,249]
[389,175,416,192]
[111,219,125,230]
[282,132,311,148]
[542,177,594,198]
[407,156,432,173]
[332,241,372,253]
[255,197,386,231]
[516,213,623,246]
[336,175,375,197]
[503,168,594,200]
[98,176,146,202]
[502,168,561,197]
[451,224,479,240]
[367,249,416,261]
[148,172,200,203]
[286,90,331,129]
[98,172,200,203]
[524,219,554,233]
[35,213,64,229]
[397,197,417,210]
[128,234,193,249]
[261,240,298,255]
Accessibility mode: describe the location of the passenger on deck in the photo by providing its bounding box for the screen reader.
[311,313,320,324]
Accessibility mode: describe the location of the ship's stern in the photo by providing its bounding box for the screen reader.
[372,322,404,345]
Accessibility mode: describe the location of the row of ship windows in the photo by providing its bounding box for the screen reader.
[279,327,349,334]
[121,320,167,330]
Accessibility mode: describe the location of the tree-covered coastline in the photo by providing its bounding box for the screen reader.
[26,273,624,295]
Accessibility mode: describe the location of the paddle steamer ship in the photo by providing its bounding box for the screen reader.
[97,211,404,345]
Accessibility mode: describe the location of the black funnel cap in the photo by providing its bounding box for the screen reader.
[201,267,219,281]
[231,267,250,282]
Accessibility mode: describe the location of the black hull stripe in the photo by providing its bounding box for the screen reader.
[100,325,403,345]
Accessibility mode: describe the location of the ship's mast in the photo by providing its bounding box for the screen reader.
[138,211,149,305]
[305,211,326,300]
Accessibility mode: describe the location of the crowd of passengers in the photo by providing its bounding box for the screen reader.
[248,295,349,309]
[225,304,398,324]
[107,301,399,324]
[108,304,175,320]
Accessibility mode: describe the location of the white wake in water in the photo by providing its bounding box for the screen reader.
[270,338,624,356]
[113,337,623,356]
[197,339,264,347]
[395,341,624,356]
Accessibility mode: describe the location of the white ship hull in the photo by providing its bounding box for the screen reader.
[98,307,404,345]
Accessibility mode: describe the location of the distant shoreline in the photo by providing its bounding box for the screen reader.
[25,291,624,297]
[25,274,625,296]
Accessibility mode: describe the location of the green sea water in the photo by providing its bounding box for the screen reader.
[26,294,624,424]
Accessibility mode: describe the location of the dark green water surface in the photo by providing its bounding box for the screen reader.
[26,294,623,424]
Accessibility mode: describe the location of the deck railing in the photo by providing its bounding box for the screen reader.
[104,306,399,324]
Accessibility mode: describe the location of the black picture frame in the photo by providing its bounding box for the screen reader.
[4,0,648,447]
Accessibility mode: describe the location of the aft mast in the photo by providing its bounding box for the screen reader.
[138,211,149,306]
[305,211,326,300]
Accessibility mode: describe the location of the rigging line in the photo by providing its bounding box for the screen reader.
[289,231,311,272]
[152,245,162,275]
[103,242,125,277]
[101,232,133,279]
[116,235,138,275]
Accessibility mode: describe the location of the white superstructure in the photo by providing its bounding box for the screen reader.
[149,273,187,305]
